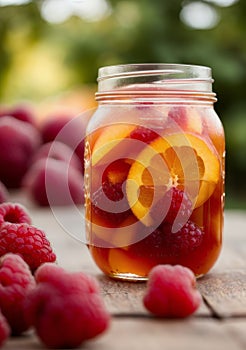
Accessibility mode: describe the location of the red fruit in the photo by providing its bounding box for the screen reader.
[0,116,41,188]
[0,181,9,204]
[0,202,32,226]
[35,263,100,295]
[25,264,110,349]
[130,227,165,259]
[162,220,204,256]
[0,253,35,334]
[91,180,130,226]
[91,159,131,225]
[143,264,202,317]
[22,158,84,207]
[0,223,56,272]
[0,104,36,127]
[32,141,82,172]
[102,159,131,202]
[0,312,10,347]
[165,188,193,224]
[40,115,73,144]
[153,187,192,225]
[130,126,159,144]
[40,113,89,174]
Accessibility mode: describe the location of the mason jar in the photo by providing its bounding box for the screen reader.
[84,63,225,281]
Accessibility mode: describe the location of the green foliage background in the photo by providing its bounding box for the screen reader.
[0,0,246,207]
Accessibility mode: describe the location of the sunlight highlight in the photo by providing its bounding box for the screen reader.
[40,0,111,24]
[180,1,220,30]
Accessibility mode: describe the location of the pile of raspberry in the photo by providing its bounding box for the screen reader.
[0,201,202,349]
[0,202,110,348]
[0,202,56,272]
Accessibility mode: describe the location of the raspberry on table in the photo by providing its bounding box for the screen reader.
[0,202,31,226]
[25,264,110,349]
[143,264,202,318]
[0,223,56,272]
[34,263,100,294]
[0,312,10,347]
[162,220,204,256]
[0,253,35,334]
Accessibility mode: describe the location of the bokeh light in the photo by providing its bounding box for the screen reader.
[180,1,220,30]
[0,0,30,5]
[40,0,111,24]
[206,0,238,7]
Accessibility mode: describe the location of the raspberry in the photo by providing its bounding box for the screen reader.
[0,253,35,334]
[130,227,165,260]
[35,263,99,294]
[92,181,130,226]
[162,220,204,256]
[143,264,202,317]
[0,202,31,226]
[0,312,10,347]
[0,223,56,272]
[102,180,124,202]
[130,126,159,144]
[151,188,192,226]
[91,159,131,225]
[25,264,110,349]
[102,159,131,202]
[165,188,193,224]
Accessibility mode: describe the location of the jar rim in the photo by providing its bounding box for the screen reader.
[97,63,212,82]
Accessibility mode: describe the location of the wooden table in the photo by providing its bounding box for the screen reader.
[3,204,246,350]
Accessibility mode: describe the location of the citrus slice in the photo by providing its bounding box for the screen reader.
[91,124,135,166]
[126,133,220,225]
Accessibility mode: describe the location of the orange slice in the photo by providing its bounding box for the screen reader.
[126,133,220,225]
[91,124,135,166]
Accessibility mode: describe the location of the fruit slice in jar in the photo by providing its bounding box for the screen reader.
[126,133,220,226]
[91,124,135,166]
[168,106,203,135]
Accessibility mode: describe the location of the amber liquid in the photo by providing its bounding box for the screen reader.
[85,104,225,280]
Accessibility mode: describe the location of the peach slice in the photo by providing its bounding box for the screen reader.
[91,214,138,248]
[91,124,135,166]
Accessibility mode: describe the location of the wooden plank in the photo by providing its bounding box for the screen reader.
[3,319,245,350]
[89,318,245,350]
[97,274,209,316]
[211,210,246,273]
[225,319,246,349]
[198,269,246,317]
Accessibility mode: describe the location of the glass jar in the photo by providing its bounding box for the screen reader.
[84,64,225,281]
